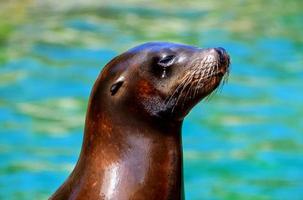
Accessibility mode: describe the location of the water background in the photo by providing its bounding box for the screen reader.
[0,1,302,199]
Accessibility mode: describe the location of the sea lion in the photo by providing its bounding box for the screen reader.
[50,42,230,200]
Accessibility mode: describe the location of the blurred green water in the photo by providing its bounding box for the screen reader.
[0,0,302,199]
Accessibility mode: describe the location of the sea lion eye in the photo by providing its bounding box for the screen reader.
[157,55,175,78]
[157,55,175,67]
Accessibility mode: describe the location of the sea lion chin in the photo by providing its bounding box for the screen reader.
[50,42,230,200]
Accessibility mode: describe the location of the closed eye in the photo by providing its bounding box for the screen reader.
[157,55,175,67]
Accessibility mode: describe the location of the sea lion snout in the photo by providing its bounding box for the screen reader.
[193,47,230,77]
[161,45,230,119]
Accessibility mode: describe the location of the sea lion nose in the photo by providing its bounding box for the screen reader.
[214,47,226,57]
[214,47,230,64]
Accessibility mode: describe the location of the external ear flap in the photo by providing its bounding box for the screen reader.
[110,76,125,96]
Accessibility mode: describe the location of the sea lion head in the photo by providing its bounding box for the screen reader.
[92,42,230,122]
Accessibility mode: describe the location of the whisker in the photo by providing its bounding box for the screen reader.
[172,72,195,112]
[164,54,229,114]
[165,74,190,104]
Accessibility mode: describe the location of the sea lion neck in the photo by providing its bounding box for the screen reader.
[67,106,185,199]
[82,103,184,152]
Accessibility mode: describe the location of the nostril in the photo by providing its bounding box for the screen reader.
[214,47,226,57]
[214,47,230,65]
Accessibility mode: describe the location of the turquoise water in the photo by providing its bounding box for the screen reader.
[0,1,303,199]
